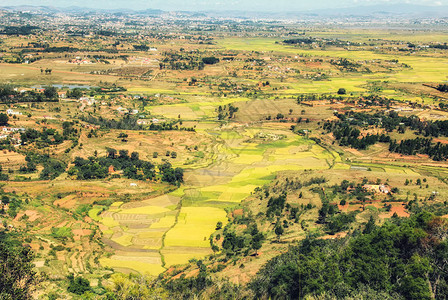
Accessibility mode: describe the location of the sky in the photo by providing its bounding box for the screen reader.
[0,0,447,11]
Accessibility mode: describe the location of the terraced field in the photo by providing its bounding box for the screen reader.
[98,121,344,274]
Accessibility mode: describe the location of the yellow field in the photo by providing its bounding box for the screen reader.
[100,258,165,275]
[164,207,228,248]
[112,234,134,247]
[120,206,171,215]
[150,215,177,229]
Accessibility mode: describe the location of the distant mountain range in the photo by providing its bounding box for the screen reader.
[1,4,447,18]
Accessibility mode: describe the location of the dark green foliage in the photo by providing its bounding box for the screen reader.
[266,193,287,218]
[39,158,66,180]
[21,128,66,147]
[283,38,316,45]
[43,86,58,99]
[363,215,376,234]
[389,138,448,161]
[133,44,149,51]
[217,104,239,120]
[202,57,220,65]
[0,85,59,103]
[283,37,357,47]
[0,25,39,35]
[164,268,212,298]
[66,88,83,99]
[331,58,361,71]
[338,88,347,95]
[0,113,8,126]
[80,115,195,132]
[251,212,446,300]
[67,274,91,295]
[437,84,448,92]
[69,153,183,184]
[221,222,264,257]
[0,230,38,300]
[325,211,357,234]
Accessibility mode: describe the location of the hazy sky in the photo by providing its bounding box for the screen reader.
[1,0,447,11]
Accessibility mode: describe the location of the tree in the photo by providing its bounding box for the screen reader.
[68,88,83,99]
[252,240,262,255]
[215,221,223,230]
[363,215,376,234]
[337,88,347,95]
[0,113,8,126]
[67,274,91,295]
[106,148,117,159]
[119,149,129,159]
[276,113,284,120]
[44,86,57,99]
[130,152,139,160]
[275,224,284,241]
[202,57,220,65]
[0,231,39,300]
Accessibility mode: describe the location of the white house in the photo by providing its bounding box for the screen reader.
[6,109,22,116]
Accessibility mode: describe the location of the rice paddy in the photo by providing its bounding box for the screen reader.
[97,127,342,273]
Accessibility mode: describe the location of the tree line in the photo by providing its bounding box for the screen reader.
[68,149,184,185]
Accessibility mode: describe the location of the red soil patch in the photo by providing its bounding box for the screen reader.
[320,232,348,240]
[434,138,448,145]
[14,210,40,222]
[338,204,350,212]
[72,229,92,236]
[232,209,243,217]
[379,203,410,219]
[390,205,410,217]
[185,269,200,279]
[237,224,247,230]
[55,221,68,228]
[76,192,108,198]
[29,243,40,251]
[345,148,364,156]
[305,62,322,68]
[171,272,184,281]
[98,224,108,231]
[382,152,425,160]
[54,195,77,209]
[423,163,448,168]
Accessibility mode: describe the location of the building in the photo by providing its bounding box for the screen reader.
[363,184,391,194]
[6,109,22,116]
